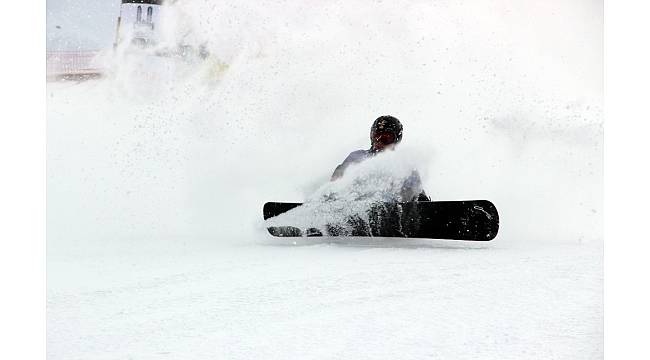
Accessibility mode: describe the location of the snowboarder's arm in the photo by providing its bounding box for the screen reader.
[331,164,346,181]
[330,150,367,181]
[416,190,431,201]
[401,170,430,201]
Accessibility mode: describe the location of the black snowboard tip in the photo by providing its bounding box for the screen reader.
[263,202,301,220]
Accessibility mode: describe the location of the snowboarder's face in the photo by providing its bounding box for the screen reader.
[372,131,397,152]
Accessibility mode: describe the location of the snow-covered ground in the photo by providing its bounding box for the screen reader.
[47,1,602,358]
[47,241,601,360]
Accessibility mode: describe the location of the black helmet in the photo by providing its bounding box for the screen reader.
[370,115,403,145]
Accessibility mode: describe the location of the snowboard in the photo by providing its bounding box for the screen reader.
[263,200,499,241]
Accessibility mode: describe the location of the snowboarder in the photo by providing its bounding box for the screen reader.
[330,115,431,202]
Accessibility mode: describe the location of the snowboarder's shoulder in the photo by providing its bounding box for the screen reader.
[345,149,371,163]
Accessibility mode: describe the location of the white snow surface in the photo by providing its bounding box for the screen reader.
[47,0,602,359]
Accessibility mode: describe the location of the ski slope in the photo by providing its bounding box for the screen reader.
[47,0,602,358]
[47,241,601,360]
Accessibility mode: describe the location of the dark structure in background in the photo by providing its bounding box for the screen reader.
[47,0,210,82]
[114,0,165,49]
